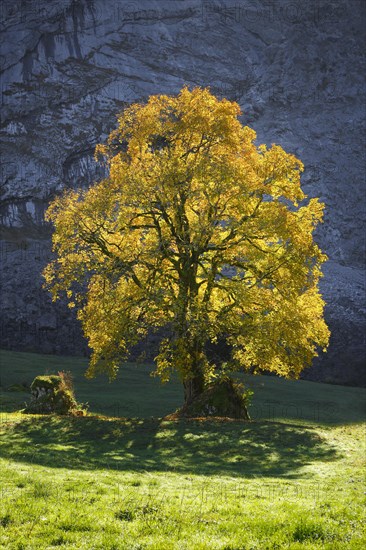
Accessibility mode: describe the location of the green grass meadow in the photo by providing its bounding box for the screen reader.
[0,349,365,549]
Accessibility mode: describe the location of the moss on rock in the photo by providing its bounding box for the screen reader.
[23,373,85,416]
[30,375,60,391]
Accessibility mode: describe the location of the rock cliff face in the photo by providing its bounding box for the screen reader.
[1,0,365,385]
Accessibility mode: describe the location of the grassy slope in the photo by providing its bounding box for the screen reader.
[0,349,365,549]
[1,349,365,423]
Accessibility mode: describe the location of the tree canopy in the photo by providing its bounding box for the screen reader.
[44,86,330,403]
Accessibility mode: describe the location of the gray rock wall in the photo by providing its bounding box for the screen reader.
[1,0,365,385]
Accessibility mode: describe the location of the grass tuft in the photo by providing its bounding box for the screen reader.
[0,514,12,528]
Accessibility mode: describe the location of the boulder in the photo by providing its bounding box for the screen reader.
[23,373,84,415]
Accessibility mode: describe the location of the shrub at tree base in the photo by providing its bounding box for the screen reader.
[175,378,251,419]
[23,372,85,416]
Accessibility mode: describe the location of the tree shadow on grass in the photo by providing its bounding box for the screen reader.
[0,415,341,478]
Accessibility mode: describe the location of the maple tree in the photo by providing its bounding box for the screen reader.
[44,87,330,405]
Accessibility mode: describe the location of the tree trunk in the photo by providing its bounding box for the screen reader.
[183,372,205,406]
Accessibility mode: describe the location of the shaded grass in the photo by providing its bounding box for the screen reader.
[1,349,365,424]
[0,349,183,418]
[0,415,340,477]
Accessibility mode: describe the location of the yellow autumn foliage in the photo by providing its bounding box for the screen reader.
[44,87,330,384]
